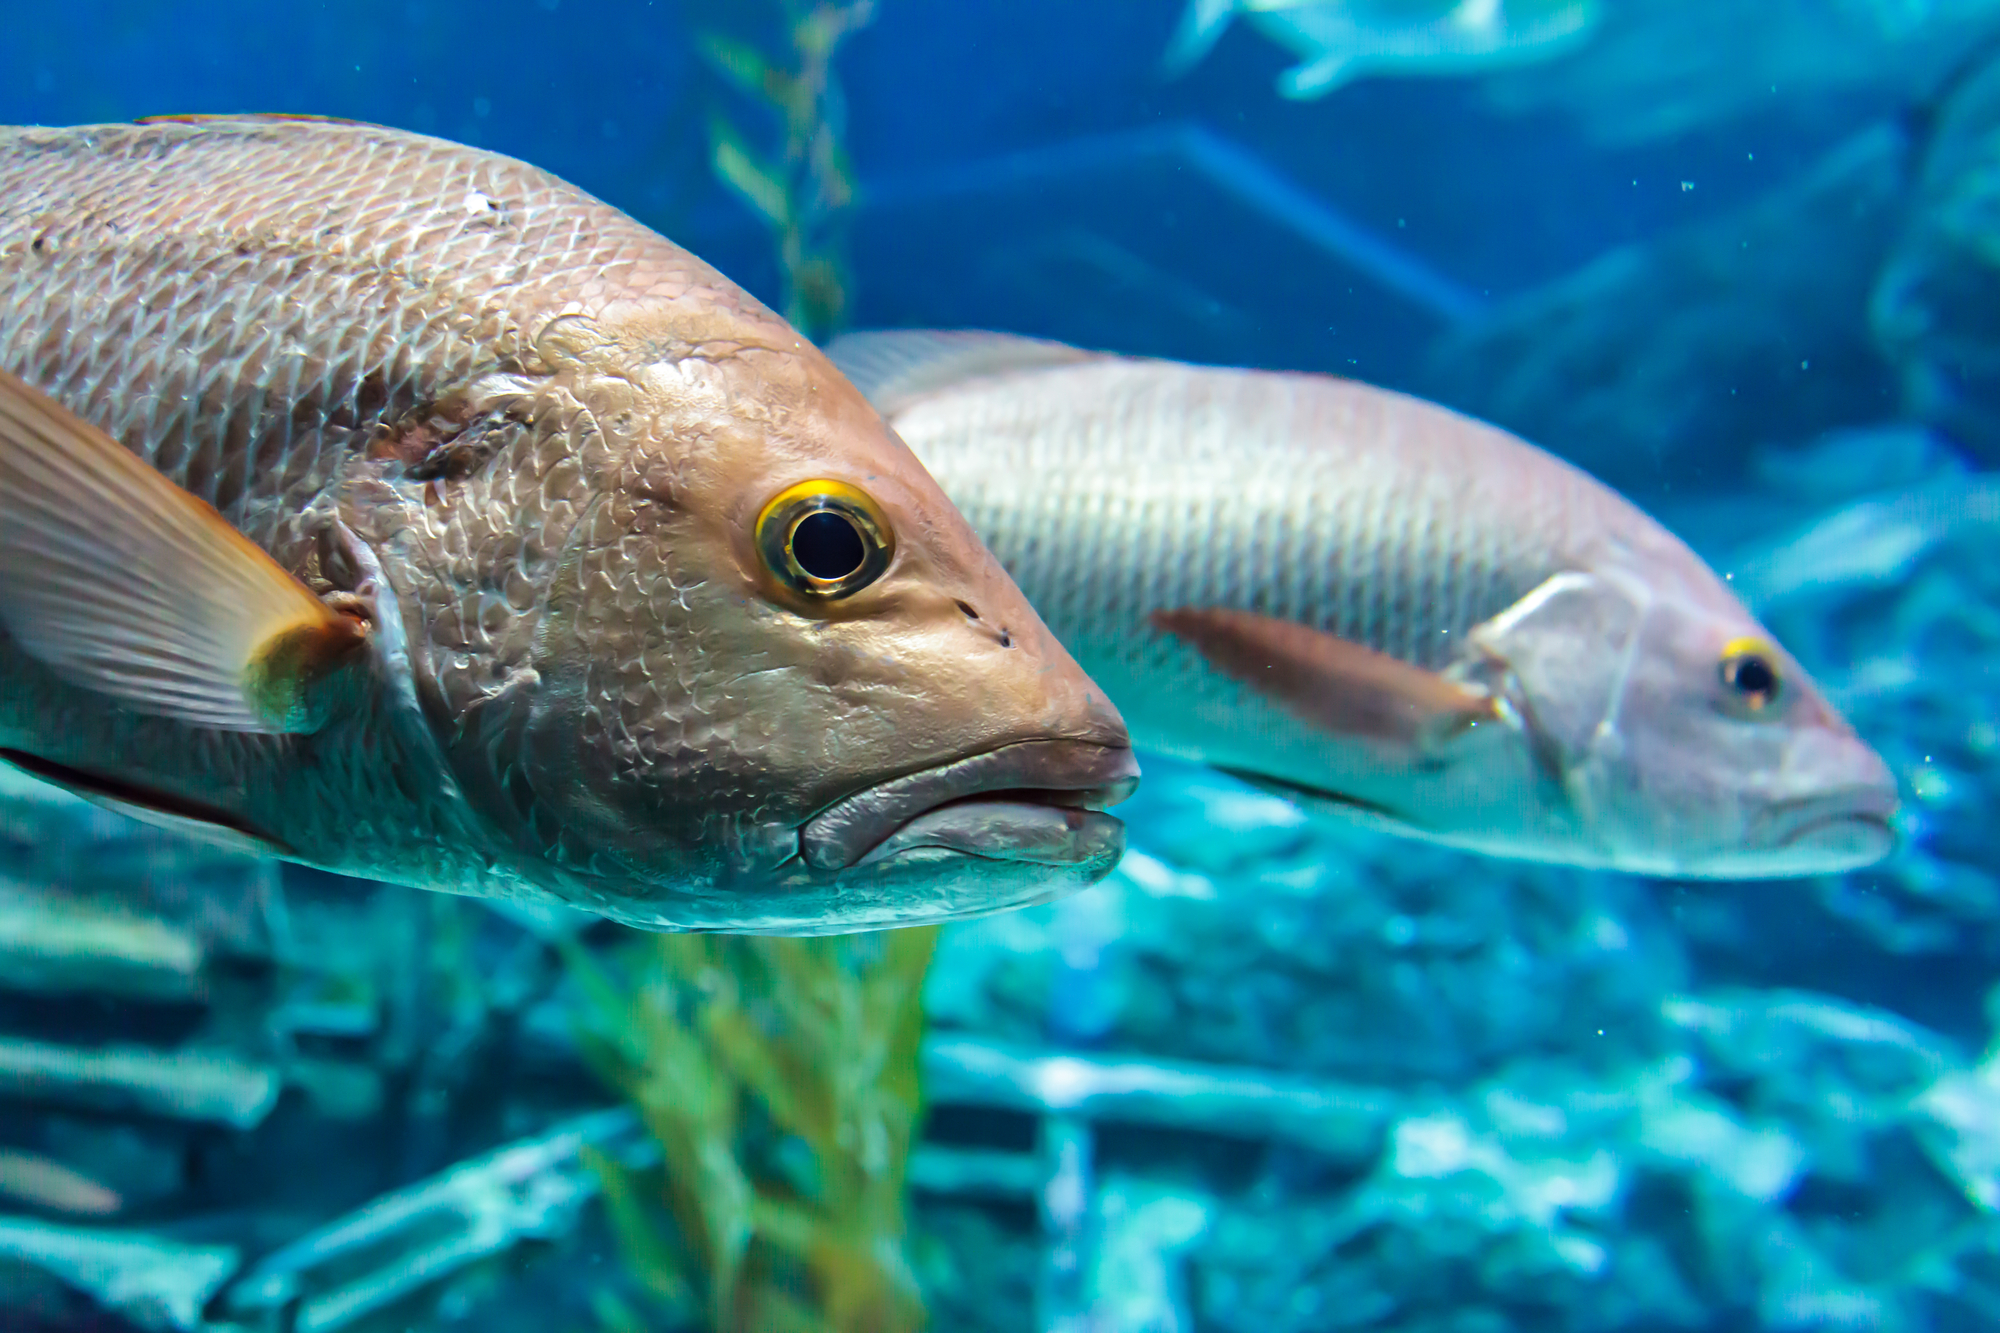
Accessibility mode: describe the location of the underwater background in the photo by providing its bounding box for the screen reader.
[4,1,2000,1329]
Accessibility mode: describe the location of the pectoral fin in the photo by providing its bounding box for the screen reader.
[0,367,364,733]
[1152,607,1498,755]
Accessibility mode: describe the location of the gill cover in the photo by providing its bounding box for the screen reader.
[1460,569,1650,804]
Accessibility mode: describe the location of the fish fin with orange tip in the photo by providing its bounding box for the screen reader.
[1151,607,1500,757]
[0,368,366,734]
[825,330,1102,415]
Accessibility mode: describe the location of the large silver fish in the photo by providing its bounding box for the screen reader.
[829,330,1900,879]
[0,119,1139,934]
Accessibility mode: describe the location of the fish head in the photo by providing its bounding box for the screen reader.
[418,307,1134,931]
[1470,564,1898,878]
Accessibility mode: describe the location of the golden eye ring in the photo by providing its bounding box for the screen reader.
[755,479,894,601]
[1719,636,1783,714]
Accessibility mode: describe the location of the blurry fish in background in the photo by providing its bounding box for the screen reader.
[831,330,1902,879]
[1482,0,2000,144]
[0,118,1138,935]
[1164,0,1602,100]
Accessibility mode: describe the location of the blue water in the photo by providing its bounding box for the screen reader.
[1,4,1997,1331]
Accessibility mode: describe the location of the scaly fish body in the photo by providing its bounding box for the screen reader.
[831,331,1899,878]
[0,121,1136,933]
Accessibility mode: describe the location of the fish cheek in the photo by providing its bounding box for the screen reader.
[1597,619,1769,863]
[511,485,833,882]
[535,503,712,870]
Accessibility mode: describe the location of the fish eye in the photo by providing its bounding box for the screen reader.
[756,479,894,601]
[1719,637,1783,714]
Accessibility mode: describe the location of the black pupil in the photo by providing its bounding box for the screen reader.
[1731,655,1776,697]
[792,509,866,581]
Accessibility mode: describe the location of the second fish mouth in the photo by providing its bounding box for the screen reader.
[800,739,1142,871]
[1761,786,1900,845]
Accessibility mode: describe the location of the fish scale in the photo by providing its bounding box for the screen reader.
[911,352,1590,758]
[0,119,749,534]
[900,358,1581,682]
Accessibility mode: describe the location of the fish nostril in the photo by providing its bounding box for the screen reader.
[953,598,1011,645]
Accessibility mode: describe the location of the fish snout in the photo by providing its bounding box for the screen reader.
[1059,667,1131,754]
[984,590,1132,751]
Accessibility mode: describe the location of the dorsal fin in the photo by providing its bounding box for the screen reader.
[825,330,1101,415]
[135,113,387,129]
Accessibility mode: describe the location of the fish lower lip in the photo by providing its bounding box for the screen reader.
[856,801,1125,868]
[1764,788,1900,845]
[1759,787,1900,868]
[801,740,1141,870]
[1779,811,1896,851]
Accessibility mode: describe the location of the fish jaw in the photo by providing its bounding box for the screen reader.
[543,743,1136,934]
[801,738,1139,870]
[1749,787,1900,875]
[1725,733,1902,878]
[607,843,1129,936]
[716,740,1140,934]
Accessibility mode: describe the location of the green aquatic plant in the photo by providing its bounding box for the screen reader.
[696,0,876,340]
[568,927,937,1333]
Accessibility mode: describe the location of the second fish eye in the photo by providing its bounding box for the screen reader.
[1719,638,1782,713]
[756,479,894,602]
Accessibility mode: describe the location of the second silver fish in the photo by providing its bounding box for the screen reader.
[832,330,1899,879]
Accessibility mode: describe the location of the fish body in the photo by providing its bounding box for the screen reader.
[0,120,1136,933]
[830,331,1899,879]
[1167,0,1601,99]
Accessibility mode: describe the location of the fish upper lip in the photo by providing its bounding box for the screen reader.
[801,739,1141,871]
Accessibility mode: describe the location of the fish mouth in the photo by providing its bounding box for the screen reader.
[801,739,1141,871]
[1759,786,1901,866]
